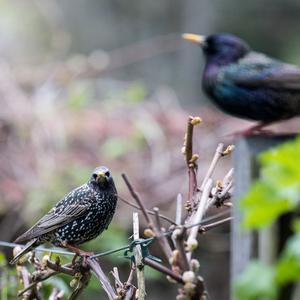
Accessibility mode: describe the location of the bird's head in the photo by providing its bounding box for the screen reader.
[90,166,114,189]
[182,33,250,65]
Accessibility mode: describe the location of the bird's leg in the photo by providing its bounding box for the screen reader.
[231,122,274,137]
[62,243,94,266]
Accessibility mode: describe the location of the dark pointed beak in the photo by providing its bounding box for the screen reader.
[182,33,206,46]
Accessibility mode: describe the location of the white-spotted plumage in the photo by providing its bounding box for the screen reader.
[10,166,117,264]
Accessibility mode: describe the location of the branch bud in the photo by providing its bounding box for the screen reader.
[169,249,180,266]
[185,238,198,251]
[190,117,202,126]
[222,145,235,156]
[190,259,200,272]
[143,228,155,238]
[182,271,196,283]
[189,154,199,164]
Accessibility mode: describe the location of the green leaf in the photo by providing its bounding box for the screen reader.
[240,182,292,229]
[234,261,278,300]
[240,136,300,229]
[276,233,300,285]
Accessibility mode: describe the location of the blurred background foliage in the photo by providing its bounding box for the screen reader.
[236,137,300,300]
[0,0,300,299]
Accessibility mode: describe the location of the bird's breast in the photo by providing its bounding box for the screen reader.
[202,63,221,96]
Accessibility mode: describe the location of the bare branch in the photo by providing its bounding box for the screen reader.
[144,258,184,284]
[122,173,152,225]
[68,271,91,300]
[49,288,64,300]
[87,258,116,300]
[172,227,190,271]
[122,174,173,263]
[46,259,76,276]
[200,144,224,192]
[118,194,176,225]
[186,179,213,258]
[152,207,173,260]
[199,217,232,233]
[176,193,183,225]
[183,116,201,207]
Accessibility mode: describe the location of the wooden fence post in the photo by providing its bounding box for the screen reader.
[231,135,296,300]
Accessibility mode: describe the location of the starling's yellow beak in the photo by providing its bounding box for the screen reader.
[182,33,206,46]
[97,172,106,182]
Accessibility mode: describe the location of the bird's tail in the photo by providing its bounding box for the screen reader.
[10,238,38,265]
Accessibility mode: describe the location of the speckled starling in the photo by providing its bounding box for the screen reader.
[10,166,118,264]
[183,33,300,133]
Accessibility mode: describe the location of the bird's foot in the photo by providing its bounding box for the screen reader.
[62,243,94,266]
[233,128,274,137]
[226,122,273,138]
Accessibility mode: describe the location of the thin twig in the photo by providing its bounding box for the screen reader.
[184,116,200,206]
[123,265,136,300]
[126,265,135,286]
[46,259,76,276]
[143,258,184,284]
[133,212,146,300]
[185,116,194,166]
[122,173,173,263]
[18,262,74,297]
[200,144,224,192]
[122,174,152,225]
[68,271,91,300]
[199,217,232,233]
[18,269,57,297]
[49,288,64,300]
[17,264,36,299]
[111,267,123,288]
[118,195,176,225]
[153,207,163,231]
[123,286,136,300]
[223,168,234,186]
[152,207,173,260]
[186,179,213,258]
[87,258,116,300]
[176,194,183,225]
[172,227,190,271]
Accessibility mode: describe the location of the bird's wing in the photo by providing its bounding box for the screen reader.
[221,52,300,90]
[15,185,93,242]
[36,203,88,229]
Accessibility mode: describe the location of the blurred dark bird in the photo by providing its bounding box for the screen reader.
[183,33,300,134]
[10,166,118,264]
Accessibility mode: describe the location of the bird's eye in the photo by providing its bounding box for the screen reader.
[105,171,110,177]
[92,173,97,180]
